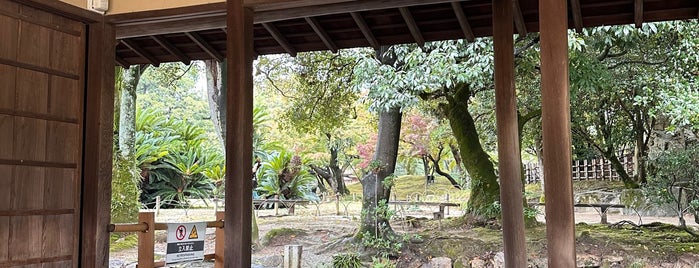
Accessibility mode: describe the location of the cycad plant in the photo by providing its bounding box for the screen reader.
[256,151,318,201]
[147,148,217,207]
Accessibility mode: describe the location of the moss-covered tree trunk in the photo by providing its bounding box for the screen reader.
[329,145,349,195]
[357,107,401,240]
[444,83,500,217]
[118,65,145,158]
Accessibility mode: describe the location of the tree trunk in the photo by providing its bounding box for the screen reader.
[444,83,500,217]
[118,65,146,158]
[633,110,647,184]
[205,60,227,146]
[329,145,349,195]
[421,154,431,181]
[357,107,401,240]
[449,143,464,173]
[602,149,638,188]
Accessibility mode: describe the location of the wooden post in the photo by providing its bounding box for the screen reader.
[82,20,116,268]
[155,196,161,216]
[215,211,225,268]
[275,196,280,216]
[138,212,155,268]
[540,0,577,266]
[492,0,527,266]
[283,245,303,268]
[445,194,450,215]
[225,0,255,267]
[335,193,340,216]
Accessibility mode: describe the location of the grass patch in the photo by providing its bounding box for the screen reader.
[346,175,468,202]
[110,233,138,252]
[575,222,699,256]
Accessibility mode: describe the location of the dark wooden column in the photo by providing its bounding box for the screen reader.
[492,0,527,266]
[82,20,116,268]
[540,0,576,266]
[225,0,255,267]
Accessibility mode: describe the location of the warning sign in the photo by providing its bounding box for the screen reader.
[166,222,206,264]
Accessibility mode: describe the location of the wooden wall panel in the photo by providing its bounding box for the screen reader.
[13,117,47,161]
[0,2,85,267]
[0,66,16,110]
[15,69,49,114]
[0,116,12,158]
[46,122,79,163]
[49,77,80,120]
[0,11,18,60]
[17,22,51,68]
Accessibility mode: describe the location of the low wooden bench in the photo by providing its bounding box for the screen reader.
[529,203,626,224]
[253,199,310,216]
[389,201,460,219]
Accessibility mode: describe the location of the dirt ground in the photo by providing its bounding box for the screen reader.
[109,200,699,268]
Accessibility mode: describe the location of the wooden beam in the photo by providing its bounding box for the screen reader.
[540,0,576,266]
[255,0,463,23]
[226,1,254,267]
[451,1,475,42]
[185,31,225,62]
[150,35,191,65]
[635,0,643,28]
[513,0,527,36]
[119,39,160,67]
[350,12,380,50]
[82,21,116,268]
[113,0,463,39]
[570,0,584,32]
[493,0,527,266]
[398,7,425,47]
[262,22,297,56]
[115,56,130,68]
[304,17,338,53]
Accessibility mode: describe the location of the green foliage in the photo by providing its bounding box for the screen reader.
[332,253,361,268]
[256,150,318,200]
[645,144,699,226]
[111,156,141,223]
[360,228,402,258]
[371,257,396,268]
[146,147,217,207]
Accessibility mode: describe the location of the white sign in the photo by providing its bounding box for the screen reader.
[166,222,206,264]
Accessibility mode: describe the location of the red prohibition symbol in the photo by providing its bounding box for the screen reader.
[176,225,187,240]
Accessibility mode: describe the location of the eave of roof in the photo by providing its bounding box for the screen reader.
[109,0,699,67]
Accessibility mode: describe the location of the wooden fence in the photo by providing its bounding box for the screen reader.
[109,212,225,268]
[524,154,635,184]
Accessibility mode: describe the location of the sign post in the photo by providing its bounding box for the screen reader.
[166,222,207,264]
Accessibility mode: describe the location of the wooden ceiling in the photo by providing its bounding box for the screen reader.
[110,0,699,67]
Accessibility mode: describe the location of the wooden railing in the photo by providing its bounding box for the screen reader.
[524,154,635,184]
[109,211,225,268]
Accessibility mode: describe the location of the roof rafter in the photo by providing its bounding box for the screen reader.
[150,35,191,65]
[570,0,584,32]
[350,12,380,50]
[262,22,298,56]
[635,0,643,28]
[304,17,338,53]
[120,39,160,67]
[451,1,475,42]
[116,56,130,69]
[513,0,527,36]
[185,32,225,62]
[399,7,425,47]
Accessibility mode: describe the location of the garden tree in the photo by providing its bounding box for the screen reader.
[568,22,699,188]
[646,144,699,235]
[118,65,148,158]
[355,38,542,217]
[254,51,361,195]
[204,60,226,145]
[354,46,403,243]
[111,66,143,223]
[255,151,318,202]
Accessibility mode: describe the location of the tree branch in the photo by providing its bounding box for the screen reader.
[426,147,462,189]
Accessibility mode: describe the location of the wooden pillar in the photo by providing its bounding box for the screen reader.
[540,0,576,266]
[215,211,225,268]
[137,212,155,268]
[492,0,527,266]
[82,20,115,268]
[225,0,255,267]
